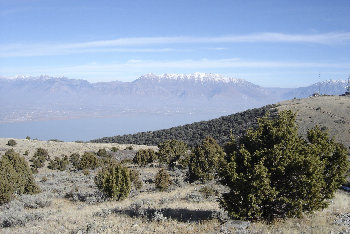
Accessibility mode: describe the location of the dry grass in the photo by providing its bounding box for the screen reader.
[2,184,224,233]
[2,182,349,233]
[250,191,350,233]
[0,138,156,160]
[277,95,350,150]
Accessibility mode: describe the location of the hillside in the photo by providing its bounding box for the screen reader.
[92,96,350,151]
[1,99,349,232]
[277,95,350,150]
[91,104,277,147]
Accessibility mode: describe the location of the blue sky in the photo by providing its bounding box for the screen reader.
[0,0,350,87]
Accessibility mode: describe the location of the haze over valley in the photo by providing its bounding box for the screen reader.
[1,73,348,125]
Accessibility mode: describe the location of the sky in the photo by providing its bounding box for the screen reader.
[0,0,350,87]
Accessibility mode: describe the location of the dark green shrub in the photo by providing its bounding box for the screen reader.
[79,152,99,170]
[130,169,143,190]
[7,139,17,146]
[97,148,110,158]
[219,110,350,222]
[126,146,133,150]
[48,157,60,170]
[61,156,69,170]
[111,146,119,152]
[94,161,131,200]
[188,136,225,182]
[178,152,191,169]
[199,186,217,198]
[35,148,50,159]
[98,157,116,168]
[0,149,40,205]
[24,150,29,156]
[155,168,171,191]
[31,148,50,169]
[69,153,81,168]
[48,155,69,171]
[26,136,31,140]
[158,140,188,169]
[0,177,14,204]
[133,149,157,166]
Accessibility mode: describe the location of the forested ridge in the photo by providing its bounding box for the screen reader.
[91,104,277,147]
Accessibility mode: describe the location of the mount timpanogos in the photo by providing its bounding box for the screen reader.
[0,73,348,123]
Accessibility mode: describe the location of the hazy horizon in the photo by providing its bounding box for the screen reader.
[0,72,349,89]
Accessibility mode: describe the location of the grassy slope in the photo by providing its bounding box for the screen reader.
[277,96,350,150]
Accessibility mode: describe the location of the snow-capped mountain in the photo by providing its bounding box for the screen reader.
[0,73,348,123]
[137,72,250,84]
[283,79,348,98]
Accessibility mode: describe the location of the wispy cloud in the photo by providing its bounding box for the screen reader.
[4,58,350,78]
[0,45,184,57]
[64,58,350,70]
[1,32,350,57]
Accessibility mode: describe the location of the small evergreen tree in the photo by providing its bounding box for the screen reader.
[48,157,60,170]
[94,160,131,200]
[7,139,17,146]
[79,152,99,170]
[219,111,349,222]
[97,148,110,158]
[130,169,143,190]
[0,176,14,205]
[158,140,188,169]
[188,136,225,182]
[111,146,119,152]
[31,148,50,169]
[48,155,69,171]
[155,168,171,191]
[69,153,80,168]
[0,149,40,204]
[133,149,157,166]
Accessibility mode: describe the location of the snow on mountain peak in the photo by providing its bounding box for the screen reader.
[138,72,246,84]
[316,79,347,85]
[13,75,67,81]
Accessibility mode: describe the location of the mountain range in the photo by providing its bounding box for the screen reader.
[0,73,349,123]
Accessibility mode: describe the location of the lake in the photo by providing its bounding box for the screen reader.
[0,113,220,142]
